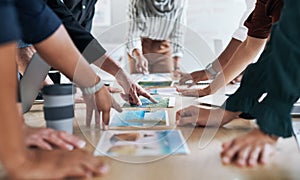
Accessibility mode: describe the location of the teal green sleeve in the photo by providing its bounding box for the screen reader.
[223,0,300,138]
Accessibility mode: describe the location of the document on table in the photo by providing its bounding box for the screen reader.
[109,110,169,128]
[123,96,175,108]
[131,73,173,82]
[196,93,228,107]
[138,81,174,89]
[196,84,240,107]
[94,130,190,156]
[148,87,179,95]
[292,121,300,151]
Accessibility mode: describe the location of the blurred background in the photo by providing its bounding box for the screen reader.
[86,0,246,79]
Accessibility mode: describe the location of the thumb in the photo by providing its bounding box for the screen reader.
[111,96,122,112]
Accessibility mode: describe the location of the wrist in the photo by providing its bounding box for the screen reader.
[3,148,28,175]
[132,49,142,58]
[80,75,105,95]
[173,56,180,70]
[205,63,218,79]
[260,129,279,141]
[203,86,212,95]
[115,69,131,92]
[174,66,180,71]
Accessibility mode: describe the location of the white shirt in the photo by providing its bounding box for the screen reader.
[232,0,256,41]
[127,0,187,58]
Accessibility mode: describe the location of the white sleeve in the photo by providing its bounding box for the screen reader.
[232,0,256,41]
[169,0,187,57]
[126,0,143,56]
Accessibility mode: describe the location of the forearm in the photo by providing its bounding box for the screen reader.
[93,54,132,93]
[127,1,142,56]
[93,54,122,77]
[173,56,181,70]
[34,25,98,88]
[208,37,267,93]
[0,43,27,171]
[212,38,242,72]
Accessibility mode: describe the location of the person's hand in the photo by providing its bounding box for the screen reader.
[176,86,211,97]
[221,128,277,167]
[178,70,212,87]
[134,54,149,74]
[114,69,157,106]
[173,56,181,78]
[175,105,206,126]
[176,106,240,127]
[8,149,108,179]
[84,86,122,129]
[75,86,122,104]
[107,86,122,93]
[23,125,86,150]
[173,67,182,79]
[120,83,157,105]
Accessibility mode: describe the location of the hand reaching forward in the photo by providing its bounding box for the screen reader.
[176,86,211,97]
[179,70,211,87]
[24,125,86,150]
[84,86,122,129]
[221,128,277,167]
[176,106,240,127]
[120,83,157,106]
[135,54,149,75]
[114,70,157,105]
[8,149,108,179]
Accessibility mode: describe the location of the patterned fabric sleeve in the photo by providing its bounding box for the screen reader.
[169,0,187,58]
[127,0,143,57]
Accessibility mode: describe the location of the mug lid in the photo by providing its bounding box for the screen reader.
[42,84,76,95]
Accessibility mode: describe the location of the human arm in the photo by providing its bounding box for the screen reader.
[131,48,149,74]
[219,0,300,166]
[173,56,181,78]
[46,0,107,63]
[203,36,266,95]
[178,0,255,86]
[178,38,243,86]
[126,0,148,74]
[23,125,86,150]
[93,54,157,105]
[175,105,240,127]
[34,25,122,127]
[0,1,108,178]
[221,128,277,167]
[169,0,187,73]
[16,101,87,150]
[0,42,107,179]
[178,36,266,97]
[48,0,155,104]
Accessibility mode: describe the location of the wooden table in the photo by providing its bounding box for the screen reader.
[1,92,300,180]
